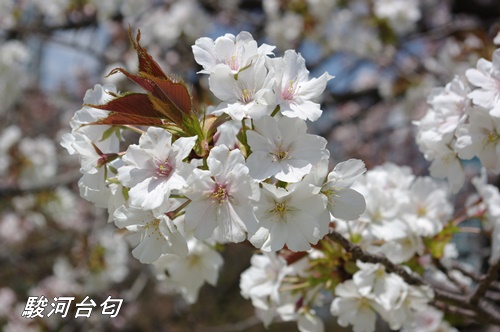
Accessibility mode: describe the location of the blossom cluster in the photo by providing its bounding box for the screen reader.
[415,48,500,192]
[60,30,367,330]
[60,31,477,332]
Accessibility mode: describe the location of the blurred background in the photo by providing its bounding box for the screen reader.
[1,0,499,331]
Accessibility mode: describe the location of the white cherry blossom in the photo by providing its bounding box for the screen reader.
[209,56,276,121]
[246,115,329,182]
[192,31,274,74]
[153,237,224,304]
[249,181,328,252]
[455,106,500,173]
[320,159,366,220]
[113,205,188,264]
[330,280,379,332]
[466,49,500,113]
[184,145,259,242]
[117,127,197,210]
[268,50,333,121]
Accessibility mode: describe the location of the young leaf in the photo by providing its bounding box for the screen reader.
[129,28,168,79]
[89,112,163,126]
[86,92,165,119]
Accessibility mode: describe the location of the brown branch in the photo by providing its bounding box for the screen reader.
[328,229,500,325]
[432,300,477,320]
[433,258,471,295]
[328,230,424,286]
[470,259,500,305]
[452,262,500,292]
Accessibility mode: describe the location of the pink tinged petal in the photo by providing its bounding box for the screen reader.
[173,135,198,162]
[128,177,170,210]
[246,151,280,180]
[192,37,217,71]
[275,160,311,182]
[233,203,259,235]
[185,169,214,200]
[113,206,154,228]
[209,66,239,102]
[121,145,156,169]
[285,212,317,251]
[249,227,270,250]
[159,220,188,258]
[293,134,328,162]
[283,100,322,121]
[266,221,288,251]
[167,171,189,190]
[218,202,247,242]
[478,144,499,170]
[330,188,366,220]
[214,37,237,65]
[246,130,273,152]
[298,72,333,100]
[466,67,490,88]
[207,145,228,177]
[330,159,367,184]
[252,116,283,143]
[132,235,164,264]
[277,116,307,140]
[282,50,308,83]
[468,89,498,108]
[118,166,156,188]
[139,127,172,150]
[185,200,218,239]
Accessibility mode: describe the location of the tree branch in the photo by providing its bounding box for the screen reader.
[470,259,500,305]
[328,230,500,325]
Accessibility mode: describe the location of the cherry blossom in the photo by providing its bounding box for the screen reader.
[113,205,188,264]
[249,181,328,252]
[117,127,197,210]
[184,145,259,242]
[269,50,333,121]
[246,115,329,182]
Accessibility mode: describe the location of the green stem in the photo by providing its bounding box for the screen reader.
[270,105,280,117]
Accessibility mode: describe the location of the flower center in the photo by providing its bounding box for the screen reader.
[143,219,161,241]
[486,131,500,144]
[270,201,289,221]
[271,144,291,162]
[282,80,298,101]
[226,54,239,71]
[211,184,228,204]
[240,88,254,104]
[155,159,173,177]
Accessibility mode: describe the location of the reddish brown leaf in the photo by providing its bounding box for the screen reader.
[89,112,164,126]
[129,28,168,79]
[107,67,158,94]
[107,68,192,118]
[143,73,193,115]
[86,92,165,119]
[148,94,183,126]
